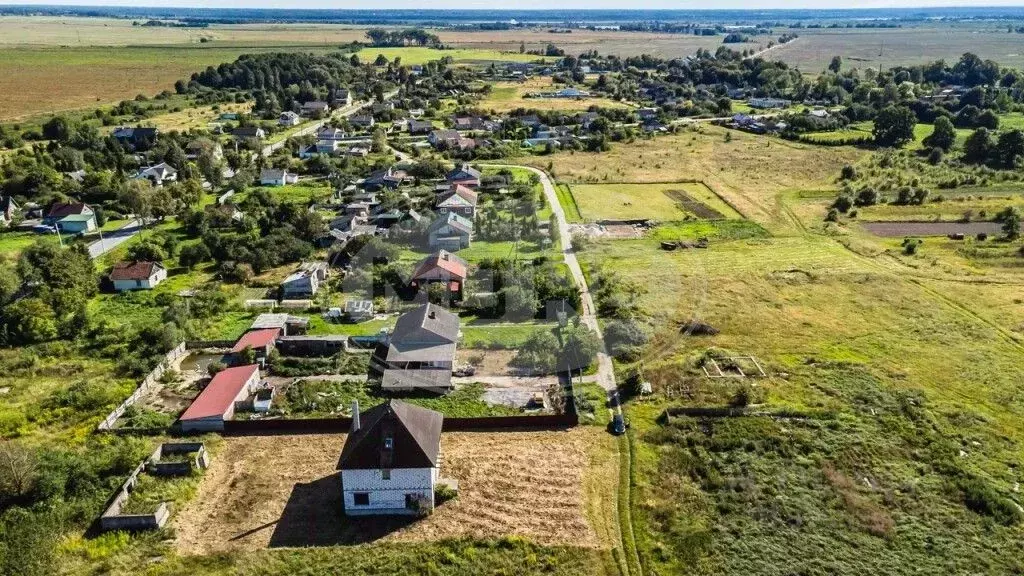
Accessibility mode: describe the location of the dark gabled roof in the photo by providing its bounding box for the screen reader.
[338,400,443,470]
[446,163,481,181]
[46,202,90,219]
[428,212,473,235]
[390,303,459,346]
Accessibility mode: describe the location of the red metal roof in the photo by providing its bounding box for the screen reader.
[231,328,281,353]
[412,251,467,281]
[109,261,162,281]
[179,364,259,421]
[46,202,90,219]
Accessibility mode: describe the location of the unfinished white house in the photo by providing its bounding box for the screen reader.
[338,400,444,516]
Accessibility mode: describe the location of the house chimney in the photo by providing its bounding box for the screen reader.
[428,310,436,320]
[351,400,360,432]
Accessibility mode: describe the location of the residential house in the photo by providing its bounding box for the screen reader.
[185,139,223,160]
[260,169,298,187]
[378,303,460,393]
[428,212,473,251]
[410,250,468,293]
[112,126,158,150]
[232,126,266,140]
[280,262,328,298]
[372,101,395,114]
[428,129,461,149]
[110,261,167,292]
[333,89,352,108]
[279,111,302,126]
[436,185,479,220]
[135,162,178,186]
[350,115,375,129]
[44,202,96,232]
[578,112,600,129]
[231,328,280,359]
[338,400,445,515]
[1,196,19,226]
[362,166,408,191]
[301,101,330,117]
[408,119,434,135]
[315,138,340,155]
[178,364,262,432]
[445,164,481,188]
[65,169,87,184]
[346,145,370,157]
[317,127,348,141]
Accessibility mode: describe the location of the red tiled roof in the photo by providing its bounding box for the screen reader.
[231,328,281,353]
[412,251,467,281]
[179,364,259,421]
[109,261,162,281]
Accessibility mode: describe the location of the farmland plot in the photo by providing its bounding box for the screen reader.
[174,429,603,554]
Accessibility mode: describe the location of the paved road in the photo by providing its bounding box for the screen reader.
[483,164,620,412]
[87,218,144,259]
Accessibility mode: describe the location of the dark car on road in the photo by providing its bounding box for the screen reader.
[609,413,629,435]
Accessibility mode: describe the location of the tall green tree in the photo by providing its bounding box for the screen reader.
[923,116,956,151]
[873,105,916,148]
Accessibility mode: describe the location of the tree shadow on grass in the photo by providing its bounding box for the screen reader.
[268,473,417,547]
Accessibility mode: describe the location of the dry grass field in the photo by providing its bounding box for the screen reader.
[569,181,742,222]
[0,17,725,58]
[174,429,612,555]
[0,46,295,120]
[528,126,864,231]
[770,25,1024,72]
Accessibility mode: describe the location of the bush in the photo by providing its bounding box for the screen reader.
[902,238,922,255]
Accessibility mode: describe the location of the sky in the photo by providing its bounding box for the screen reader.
[3,0,1024,8]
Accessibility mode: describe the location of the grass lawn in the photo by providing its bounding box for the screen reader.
[569,181,743,222]
[461,322,557,349]
[249,181,333,204]
[137,101,251,132]
[479,77,630,113]
[0,230,56,258]
[556,183,584,223]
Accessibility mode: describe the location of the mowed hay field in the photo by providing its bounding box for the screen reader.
[570,181,742,222]
[174,429,613,555]
[531,126,864,230]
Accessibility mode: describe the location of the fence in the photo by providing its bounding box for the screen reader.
[221,412,578,436]
[147,442,209,477]
[98,461,170,532]
[96,342,188,431]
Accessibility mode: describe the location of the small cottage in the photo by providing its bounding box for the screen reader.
[338,400,444,516]
[428,212,473,251]
[110,261,167,292]
[260,169,298,187]
[435,185,478,220]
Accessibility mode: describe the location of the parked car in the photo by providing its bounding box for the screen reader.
[609,413,629,435]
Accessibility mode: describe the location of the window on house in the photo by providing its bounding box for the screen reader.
[353,492,370,506]
[383,436,393,450]
[382,468,391,480]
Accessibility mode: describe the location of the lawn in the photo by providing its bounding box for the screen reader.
[249,181,333,204]
[0,230,56,258]
[569,182,743,222]
[478,77,631,113]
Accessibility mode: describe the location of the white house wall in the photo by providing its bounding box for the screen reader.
[341,467,437,515]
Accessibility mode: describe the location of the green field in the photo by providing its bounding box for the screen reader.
[355,46,545,66]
